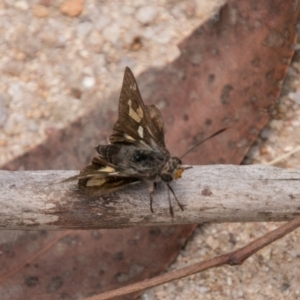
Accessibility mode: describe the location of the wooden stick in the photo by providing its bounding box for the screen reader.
[1,165,300,230]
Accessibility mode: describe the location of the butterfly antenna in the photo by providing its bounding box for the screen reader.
[180,128,228,160]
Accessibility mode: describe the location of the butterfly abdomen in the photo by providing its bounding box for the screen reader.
[96,144,121,164]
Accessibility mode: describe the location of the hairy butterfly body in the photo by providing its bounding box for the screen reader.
[70,67,189,215]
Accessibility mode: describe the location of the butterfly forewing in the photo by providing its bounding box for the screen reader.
[109,67,168,154]
[74,68,171,197]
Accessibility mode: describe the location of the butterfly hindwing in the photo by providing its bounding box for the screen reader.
[78,157,140,196]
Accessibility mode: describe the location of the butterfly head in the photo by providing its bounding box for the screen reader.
[160,157,191,183]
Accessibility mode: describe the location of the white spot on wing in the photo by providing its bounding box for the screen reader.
[124,134,135,141]
[99,166,115,173]
[108,172,119,176]
[86,178,106,187]
[127,99,142,122]
[129,108,141,122]
[136,106,144,118]
[138,126,144,138]
[130,83,137,90]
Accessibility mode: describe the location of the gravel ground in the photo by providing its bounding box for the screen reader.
[1,1,300,299]
[0,0,222,166]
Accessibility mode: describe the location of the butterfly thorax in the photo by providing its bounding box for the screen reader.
[97,144,183,183]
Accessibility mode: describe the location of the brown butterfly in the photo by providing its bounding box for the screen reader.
[66,67,226,215]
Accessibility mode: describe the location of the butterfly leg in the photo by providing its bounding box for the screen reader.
[167,186,174,217]
[148,183,155,213]
[166,183,185,212]
[149,194,154,213]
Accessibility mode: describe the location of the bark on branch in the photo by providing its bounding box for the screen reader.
[0,165,300,230]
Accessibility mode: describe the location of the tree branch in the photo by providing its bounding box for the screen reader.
[1,165,300,230]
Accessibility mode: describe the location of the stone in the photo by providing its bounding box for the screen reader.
[60,0,83,17]
[82,76,95,89]
[14,1,29,11]
[135,6,157,25]
[102,23,120,44]
[32,4,49,18]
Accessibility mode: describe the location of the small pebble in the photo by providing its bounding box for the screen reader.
[206,236,219,250]
[14,0,29,11]
[82,76,96,89]
[135,6,158,25]
[77,21,93,37]
[260,127,272,139]
[102,23,120,44]
[32,4,49,17]
[60,0,83,17]
[289,91,300,104]
[259,247,272,261]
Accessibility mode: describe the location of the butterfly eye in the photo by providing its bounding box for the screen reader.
[161,173,173,182]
